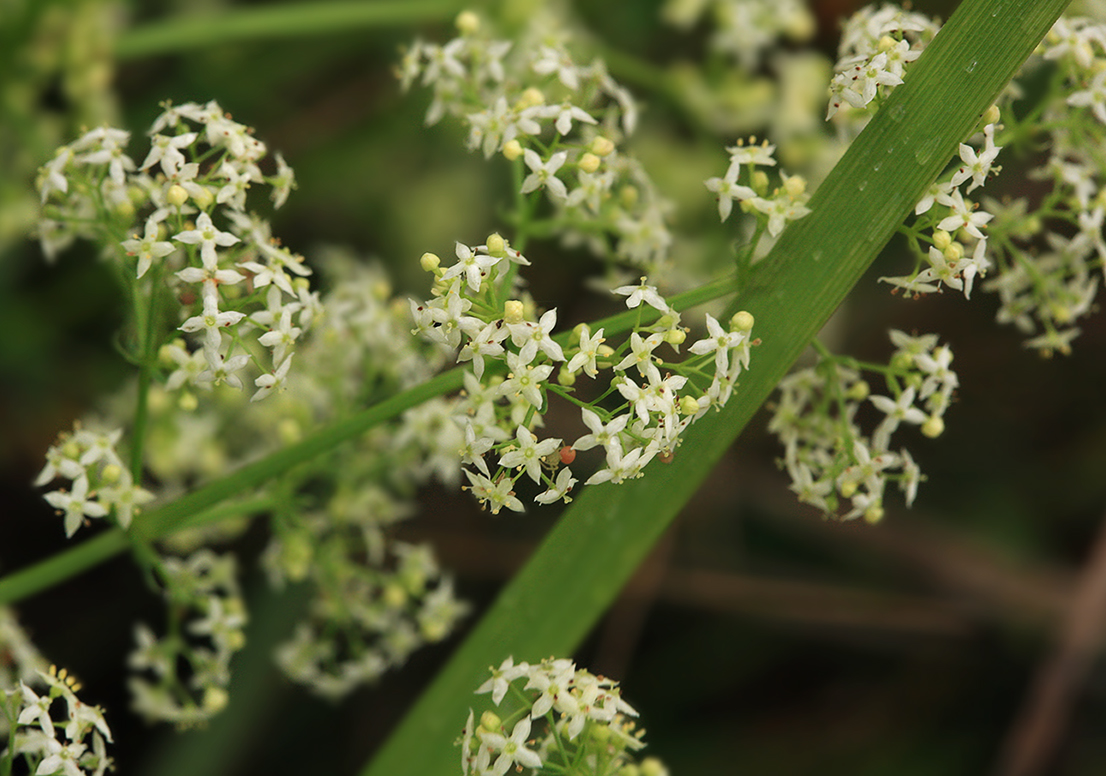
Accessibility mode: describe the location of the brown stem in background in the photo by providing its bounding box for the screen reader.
[995,506,1106,776]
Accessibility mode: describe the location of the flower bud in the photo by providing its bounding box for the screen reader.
[932,229,952,251]
[166,184,189,207]
[455,10,479,34]
[679,395,700,415]
[420,252,440,272]
[203,687,229,714]
[502,139,523,161]
[191,186,214,210]
[590,136,615,156]
[480,710,502,732]
[665,328,686,346]
[518,87,544,109]
[486,233,506,257]
[178,392,198,412]
[558,366,576,386]
[504,300,525,324]
[578,152,601,174]
[922,415,945,438]
[845,379,870,402]
[863,503,885,524]
[783,174,807,199]
[982,104,1001,126]
[730,310,755,332]
[752,170,770,196]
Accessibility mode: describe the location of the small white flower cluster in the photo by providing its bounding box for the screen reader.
[880,111,1001,301]
[129,251,468,701]
[460,656,668,776]
[770,330,957,523]
[36,99,313,402]
[662,0,816,71]
[704,136,812,236]
[36,424,154,537]
[128,550,246,725]
[826,4,939,121]
[273,538,468,701]
[399,11,675,283]
[3,666,113,776]
[972,16,1106,356]
[412,237,757,514]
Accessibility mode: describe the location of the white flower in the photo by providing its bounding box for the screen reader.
[519,149,568,201]
[464,470,524,515]
[443,242,499,293]
[613,278,669,313]
[566,324,605,377]
[174,212,240,271]
[573,408,629,453]
[122,217,177,279]
[688,314,744,375]
[475,657,530,705]
[44,475,108,537]
[704,169,756,222]
[499,426,560,484]
[508,308,564,364]
[251,354,294,401]
[479,717,542,775]
[499,352,554,408]
[535,467,577,504]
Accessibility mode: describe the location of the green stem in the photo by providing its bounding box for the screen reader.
[0,273,738,607]
[114,0,467,59]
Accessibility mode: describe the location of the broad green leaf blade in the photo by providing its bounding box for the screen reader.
[360,1,1070,775]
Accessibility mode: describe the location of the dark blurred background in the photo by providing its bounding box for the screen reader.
[3,1,1106,775]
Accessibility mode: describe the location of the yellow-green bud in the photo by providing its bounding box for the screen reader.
[730,310,755,332]
[191,187,214,210]
[203,687,229,714]
[503,139,523,161]
[281,531,314,582]
[665,328,686,346]
[166,184,188,207]
[943,242,964,262]
[101,463,122,485]
[982,104,1001,126]
[846,379,870,402]
[641,758,667,776]
[877,35,897,52]
[455,10,479,34]
[480,711,502,732]
[679,395,700,415]
[591,136,615,156]
[590,724,612,743]
[420,252,440,273]
[486,232,506,256]
[558,366,576,387]
[518,87,544,109]
[597,344,616,360]
[383,582,407,608]
[278,418,301,445]
[751,170,770,196]
[932,229,952,251]
[115,199,135,220]
[620,185,639,208]
[783,174,807,199]
[864,504,885,525]
[178,392,198,412]
[839,480,858,499]
[578,152,601,174]
[504,299,525,324]
[921,415,945,438]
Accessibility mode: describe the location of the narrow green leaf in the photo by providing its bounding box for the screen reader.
[114,0,465,59]
[359,2,1070,775]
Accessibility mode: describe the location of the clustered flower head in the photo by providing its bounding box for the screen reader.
[411,234,757,515]
[400,10,675,287]
[770,330,957,523]
[2,664,113,776]
[128,550,247,725]
[879,110,1000,302]
[37,99,314,402]
[662,0,816,72]
[704,136,811,236]
[826,4,939,123]
[459,656,668,776]
[36,424,153,537]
